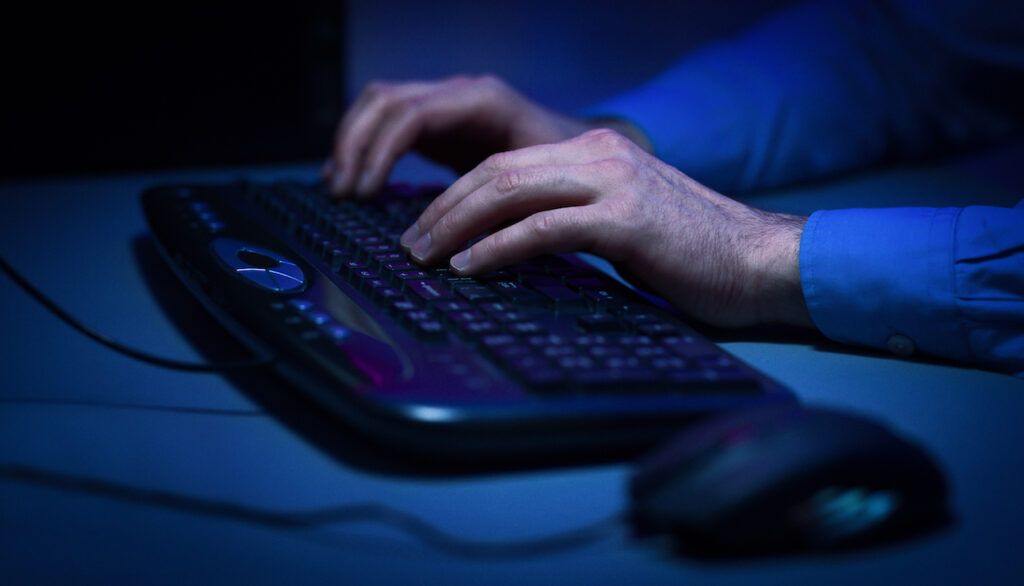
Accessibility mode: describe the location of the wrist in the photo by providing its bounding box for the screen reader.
[584,116,654,154]
[745,211,814,327]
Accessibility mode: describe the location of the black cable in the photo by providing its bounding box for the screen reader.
[0,463,624,559]
[0,255,277,372]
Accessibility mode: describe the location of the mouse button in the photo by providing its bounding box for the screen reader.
[630,439,798,537]
[631,406,796,497]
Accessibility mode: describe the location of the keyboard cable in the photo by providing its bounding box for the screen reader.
[0,254,277,372]
[0,462,625,559]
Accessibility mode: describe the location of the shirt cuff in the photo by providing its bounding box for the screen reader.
[800,206,968,362]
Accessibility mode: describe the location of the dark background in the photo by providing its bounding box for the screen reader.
[1,2,343,177]
[1,0,800,179]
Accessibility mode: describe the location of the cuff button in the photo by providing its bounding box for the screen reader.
[886,334,916,357]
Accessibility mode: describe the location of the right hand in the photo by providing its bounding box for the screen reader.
[321,74,589,197]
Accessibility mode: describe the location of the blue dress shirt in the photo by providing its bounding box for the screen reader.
[587,0,1024,375]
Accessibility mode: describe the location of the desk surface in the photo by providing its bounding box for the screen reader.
[2,150,1023,585]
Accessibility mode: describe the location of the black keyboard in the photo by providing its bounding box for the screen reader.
[142,180,794,461]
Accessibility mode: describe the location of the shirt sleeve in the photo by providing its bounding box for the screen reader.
[800,201,1024,376]
[584,0,1024,193]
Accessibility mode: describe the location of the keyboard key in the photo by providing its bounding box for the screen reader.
[651,356,688,370]
[527,334,565,347]
[492,344,532,360]
[392,300,417,312]
[405,309,434,322]
[623,313,663,325]
[288,299,314,312]
[565,277,606,291]
[661,338,725,364]
[382,261,416,273]
[634,345,669,358]
[445,310,486,323]
[508,264,545,278]
[583,288,632,310]
[587,345,626,358]
[360,244,394,260]
[371,287,404,304]
[479,302,518,314]
[491,280,545,306]
[455,285,500,302]
[637,323,680,337]
[408,280,455,303]
[327,248,350,272]
[572,335,609,346]
[602,356,643,370]
[342,260,367,278]
[460,321,500,336]
[305,311,332,326]
[577,313,626,333]
[480,334,518,349]
[395,270,431,282]
[507,355,552,371]
[415,320,447,340]
[557,356,594,369]
[372,253,406,269]
[508,321,546,335]
[434,301,473,312]
[491,311,530,323]
[542,346,578,358]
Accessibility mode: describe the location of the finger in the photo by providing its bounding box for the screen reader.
[324,84,382,190]
[329,82,432,196]
[407,163,601,265]
[353,95,430,198]
[357,81,500,199]
[448,207,599,275]
[331,92,398,195]
[401,134,613,247]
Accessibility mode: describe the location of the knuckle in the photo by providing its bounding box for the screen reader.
[395,95,424,118]
[433,209,460,240]
[474,73,505,91]
[584,128,629,151]
[481,151,512,175]
[526,210,563,239]
[494,168,525,196]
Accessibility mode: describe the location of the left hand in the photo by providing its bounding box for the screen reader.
[399,129,813,328]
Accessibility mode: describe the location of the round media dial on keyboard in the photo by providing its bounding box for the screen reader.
[211,237,306,293]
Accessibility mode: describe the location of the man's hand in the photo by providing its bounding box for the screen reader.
[322,75,590,198]
[399,129,814,328]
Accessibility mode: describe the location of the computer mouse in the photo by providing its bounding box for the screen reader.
[629,405,950,557]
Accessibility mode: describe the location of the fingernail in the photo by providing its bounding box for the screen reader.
[400,223,420,249]
[330,171,346,195]
[450,249,471,272]
[356,171,375,196]
[411,232,431,261]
